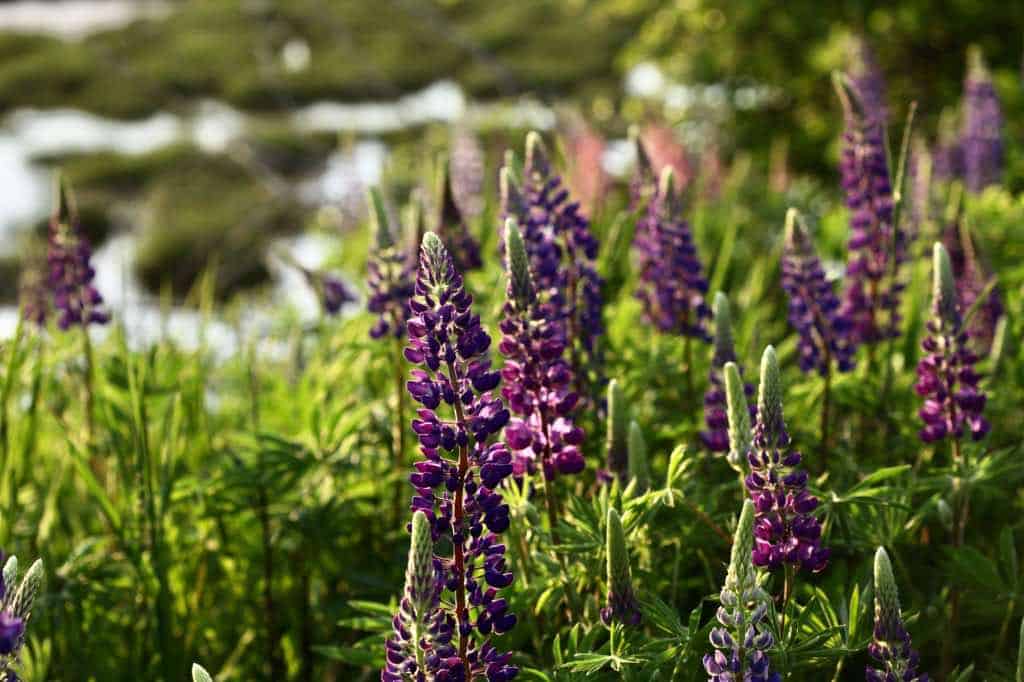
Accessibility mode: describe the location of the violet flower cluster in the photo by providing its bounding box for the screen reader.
[0,553,44,681]
[498,220,585,480]
[501,132,604,395]
[781,209,857,376]
[704,500,779,682]
[47,180,109,330]
[391,232,518,681]
[633,167,710,340]
[744,347,829,573]
[835,74,905,345]
[866,547,929,682]
[961,47,1003,194]
[701,293,754,454]
[915,244,989,443]
[367,188,416,340]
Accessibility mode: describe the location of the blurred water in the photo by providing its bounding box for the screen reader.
[0,1,170,39]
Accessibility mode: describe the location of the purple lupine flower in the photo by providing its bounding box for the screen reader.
[502,132,604,398]
[449,127,485,219]
[915,243,989,443]
[942,221,1003,351]
[961,47,1003,194]
[367,188,415,340]
[866,547,929,682]
[835,74,905,345]
[781,209,857,376]
[633,167,710,340]
[701,293,754,454]
[437,161,482,273]
[402,232,518,680]
[297,266,354,316]
[498,220,585,480]
[47,179,109,330]
[848,35,887,124]
[745,346,829,573]
[704,500,780,682]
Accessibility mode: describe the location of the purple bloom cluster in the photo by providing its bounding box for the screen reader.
[47,181,109,330]
[438,163,483,273]
[915,244,989,443]
[633,168,710,340]
[396,232,518,681]
[502,133,604,394]
[701,293,754,454]
[836,75,905,345]
[745,347,828,573]
[961,48,1003,194]
[781,210,856,376]
[0,563,23,658]
[367,189,415,339]
[498,222,585,480]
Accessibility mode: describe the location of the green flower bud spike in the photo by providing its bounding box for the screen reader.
[627,420,651,493]
[606,379,629,480]
[405,510,436,620]
[724,361,752,473]
[192,663,214,682]
[712,292,736,367]
[369,186,394,251]
[932,242,959,326]
[725,499,759,598]
[756,345,784,446]
[504,218,535,311]
[9,558,43,621]
[602,507,641,626]
[873,547,902,637]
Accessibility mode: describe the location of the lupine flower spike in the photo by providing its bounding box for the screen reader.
[627,421,651,494]
[601,508,641,627]
[449,127,485,219]
[942,219,1003,351]
[848,35,887,123]
[48,177,109,330]
[498,219,585,482]
[702,293,754,455]
[961,47,1003,194]
[745,346,829,573]
[633,167,711,341]
[933,107,963,183]
[915,243,989,444]
[628,124,656,212]
[604,379,628,482]
[834,72,905,346]
[723,362,753,477]
[192,664,215,682]
[704,500,780,682]
[367,187,415,340]
[437,159,483,273]
[866,547,929,682]
[401,232,518,680]
[0,553,44,679]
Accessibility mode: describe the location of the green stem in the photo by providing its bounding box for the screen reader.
[821,364,832,466]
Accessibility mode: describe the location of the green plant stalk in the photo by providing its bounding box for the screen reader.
[538,409,581,620]
[780,563,795,640]
[81,326,100,478]
[820,363,832,464]
[945,436,969,680]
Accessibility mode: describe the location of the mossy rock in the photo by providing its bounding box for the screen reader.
[134,154,306,301]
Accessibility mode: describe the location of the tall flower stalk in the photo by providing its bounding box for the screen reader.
[402,232,518,678]
[961,47,1003,194]
[834,73,905,348]
[942,219,1002,352]
[367,188,416,521]
[501,132,604,404]
[633,168,711,398]
[437,160,483,273]
[48,177,108,461]
[781,209,856,454]
[744,346,828,632]
[704,500,780,682]
[866,547,929,682]
[498,219,585,529]
[701,293,753,456]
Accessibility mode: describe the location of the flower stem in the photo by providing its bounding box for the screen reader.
[780,563,795,640]
[820,364,832,465]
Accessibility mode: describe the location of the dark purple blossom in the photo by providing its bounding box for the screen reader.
[633,167,710,340]
[47,179,109,330]
[701,293,754,454]
[961,47,1003,194]
[835,74,905,345]
[781,209,857,376]
[367,188,415,340]
[915,243,989,443]
[502,132,604,400]
[498,220,585,480]
[866,547,929,682]
[399,232,518,680]
[744,347,828,574]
